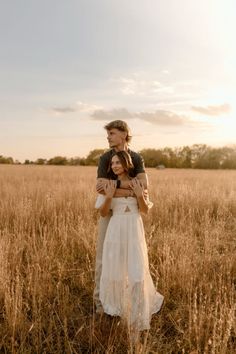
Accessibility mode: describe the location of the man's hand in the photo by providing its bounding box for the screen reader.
[143,189,148,199]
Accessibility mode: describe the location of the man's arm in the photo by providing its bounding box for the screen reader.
[96,178,134,197]
[136,172,148,189]
[115,172,148,190]
[96,152,110,193]
[96,151,148,196]
[97,174,147,190]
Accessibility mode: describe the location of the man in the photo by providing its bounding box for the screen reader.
[94,120,149,313]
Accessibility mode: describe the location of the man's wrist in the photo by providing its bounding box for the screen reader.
[128,190,135,197]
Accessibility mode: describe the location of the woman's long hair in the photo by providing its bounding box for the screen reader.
[107,151,134,176]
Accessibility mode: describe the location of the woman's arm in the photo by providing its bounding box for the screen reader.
[99,180,116,217]
[136,195,149,214]
[100,196,113,217]
[130,178,149,214]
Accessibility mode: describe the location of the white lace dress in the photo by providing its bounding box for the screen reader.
[99,197,164,330]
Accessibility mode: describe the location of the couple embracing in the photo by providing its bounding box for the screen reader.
[94,120,163,337]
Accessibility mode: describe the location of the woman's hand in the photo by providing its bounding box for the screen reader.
[104,180,117,198]
[129,178,144,197]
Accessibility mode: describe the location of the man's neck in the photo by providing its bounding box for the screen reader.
[113,144,128,152]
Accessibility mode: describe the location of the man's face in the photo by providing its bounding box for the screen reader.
[106,128,126,148]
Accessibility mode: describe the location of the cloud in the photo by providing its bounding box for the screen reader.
[161,69,170,75]
[191,103,231,116]
[91,108,133,121]
[48,101,102,116]
[136,110,189,126]
[91,108,194,127]
[50,106,76,114]
[75,101,102,113]
[114,74,174,96]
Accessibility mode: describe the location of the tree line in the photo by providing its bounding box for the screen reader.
[1,144,236,169]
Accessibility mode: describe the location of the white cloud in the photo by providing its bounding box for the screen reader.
[49,106,76,115]
[191,103,231,116]
[136,110,189,126]
[91,108,133,121]
[114,74,174,96]
[48,101,103,116]
[90,107,207,128]
[161,69,170,75]
[75,101,102,113]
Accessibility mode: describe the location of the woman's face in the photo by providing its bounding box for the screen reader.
[111,155,125,175]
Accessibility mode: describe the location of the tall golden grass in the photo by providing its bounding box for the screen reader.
[0,165,235,353]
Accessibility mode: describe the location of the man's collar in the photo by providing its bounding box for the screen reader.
[111,148,131,153]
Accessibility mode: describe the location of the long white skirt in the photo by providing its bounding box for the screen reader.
[99,198,164,331]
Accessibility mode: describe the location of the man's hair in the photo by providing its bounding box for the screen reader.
[104,120,132,143]
[107,151,134,175]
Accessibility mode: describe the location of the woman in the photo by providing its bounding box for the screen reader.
[97,151,163,335]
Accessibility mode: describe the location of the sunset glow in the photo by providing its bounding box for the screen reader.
[0,0,235,161]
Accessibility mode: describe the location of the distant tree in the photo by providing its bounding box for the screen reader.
[0,155,14,164]
[192,146,225,169]
[35,158,47,165]
[221,153,236,169]
[139,149,164,167]
[68,157,77,165]
[205,149,222,169]
[162,147,178,168]
[219,147,236,169]
[191,144,209,168]
[47,156,68,165]
[5,144,236,169]
[173,147,184,168]
[85,149,107,165]
[178,146,192,168]
[79,158,87,166]
[24,159,34,165]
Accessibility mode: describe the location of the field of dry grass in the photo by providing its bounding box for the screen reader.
[0,165,235,353]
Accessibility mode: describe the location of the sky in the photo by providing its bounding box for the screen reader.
[0,0,235,162]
